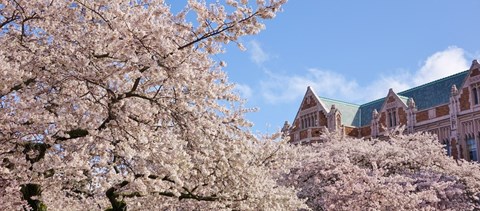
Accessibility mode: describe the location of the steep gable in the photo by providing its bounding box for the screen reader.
[290,86,329,130]
[457,60,480,112]
[357,89,409,127]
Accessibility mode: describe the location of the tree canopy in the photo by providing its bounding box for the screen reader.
[4,1,480,211]
[0,0,307,210]
[282,130,480,210]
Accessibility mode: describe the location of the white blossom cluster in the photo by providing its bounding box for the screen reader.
[282,129,480,210]
[0,0,307,210]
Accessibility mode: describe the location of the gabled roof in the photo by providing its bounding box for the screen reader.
[309,69,469,127]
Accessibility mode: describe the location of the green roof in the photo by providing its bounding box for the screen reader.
[358,98,385,126]
[320,97,360,126]
[315,70,469,127]
[398,70,468,110]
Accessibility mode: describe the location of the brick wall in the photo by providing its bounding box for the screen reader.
[416,110,429,122]
[345,126,359,137]
[398,107,407,125]
[435,104,450,117]
[379,112,386,132]
[300,130,308,139]
[471,68,480,77]
[319,111,328,126]
[387,96,395,103]
[360,126,371,137]
[460,87,470,111]
[301,96,317,110]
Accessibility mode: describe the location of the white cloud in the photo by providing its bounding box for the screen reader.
[235,83,253,99]
[249,40,270,65]
[261,46,471,104]
[413,46,469,85]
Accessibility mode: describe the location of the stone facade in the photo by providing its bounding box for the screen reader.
[286,60,480,162]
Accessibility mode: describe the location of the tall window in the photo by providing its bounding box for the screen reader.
[300,113,318,129]
[467,137,477,161]
[472,84,480,105]
[387,108,397,128]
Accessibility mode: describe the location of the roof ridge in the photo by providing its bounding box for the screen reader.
[359,97,386,107]
[319,96,360,107]
[398,70,469,95]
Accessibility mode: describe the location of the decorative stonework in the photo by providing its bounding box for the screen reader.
[327,105,341,132]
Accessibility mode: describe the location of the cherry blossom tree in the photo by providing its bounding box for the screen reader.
[0,0,308,210]
[282,129,480,210]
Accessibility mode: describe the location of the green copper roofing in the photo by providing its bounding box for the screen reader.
[320,97,360,126]
[315,70,469,127]
[357,98,384,126]
[398,70,468,110]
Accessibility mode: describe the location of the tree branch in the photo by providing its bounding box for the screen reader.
[73,0,114,30]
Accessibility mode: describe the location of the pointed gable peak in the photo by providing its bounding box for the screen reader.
[388,88,395,94]
[297,86,322,112]
[468,59,480,77]
[379,87,408,111]
[472,59,479,67]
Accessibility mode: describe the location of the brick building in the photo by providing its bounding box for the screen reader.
[285,60,480,161]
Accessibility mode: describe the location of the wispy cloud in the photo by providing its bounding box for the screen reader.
[249,40,270,65]
[234,83,253,99]
[260,69,360,103]
[260,46,471,104]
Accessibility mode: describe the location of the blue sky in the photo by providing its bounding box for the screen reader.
[168,1,480,134]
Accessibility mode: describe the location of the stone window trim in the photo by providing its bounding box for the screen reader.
[387,108,397,128]
[300,112,318,129]
[472,84,480,106]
